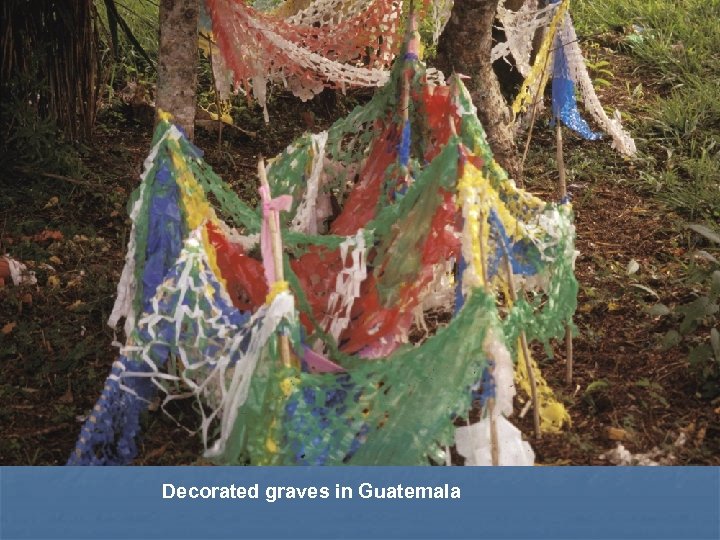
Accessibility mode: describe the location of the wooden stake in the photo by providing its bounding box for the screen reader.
[518,43,554,184]
[556,123,567,197]
[565,325,573,385]
[478,219,500,464]
[556,123,573,385]
[206,33,224,149]
[518,95,541,187]
[487,398,500,465]
[502,253,541,439]
[258,158,293,369]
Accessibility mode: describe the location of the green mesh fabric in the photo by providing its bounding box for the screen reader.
[213,289,495,465]
[94,40,579,466]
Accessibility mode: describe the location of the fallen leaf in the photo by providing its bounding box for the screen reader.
[21,293,32,305]
[67,300,85,311]
[606,427,629,441]
[48,256,63,266]
[0,258,10,281]
[44,196,59,209]
[47,275,61,288]
[626,259,640,275]
[33,230,63,242]
[648,304,670,317]
[630,283,659,299]
[58,387,74,404]
[66,275,83,288]
[2,322,17,334]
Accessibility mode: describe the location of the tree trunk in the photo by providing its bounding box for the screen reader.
[156,0,198,140]
[435,0,519,178]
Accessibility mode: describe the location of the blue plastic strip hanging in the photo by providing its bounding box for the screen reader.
[487,209,538,279]
[551,14,601,140]
[454,255,466,315]
[398,119,411,169]
[141,160,184,311]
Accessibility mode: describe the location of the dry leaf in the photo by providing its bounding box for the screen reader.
[47,275,61,288]
[33,230,64,242]
[606,427,629,441]
[48,256,63,266]
[58,387,74,404]
[44,196,59,209]
[0,258,10,281]
[67,300,84,311]
[2,321,17,334]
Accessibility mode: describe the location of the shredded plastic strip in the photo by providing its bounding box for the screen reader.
[72,34,579,466]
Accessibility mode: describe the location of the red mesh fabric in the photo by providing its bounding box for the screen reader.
[202,76,468,360]
[207,0,401,100]
[206,222,267,311]
[330,121,398,235]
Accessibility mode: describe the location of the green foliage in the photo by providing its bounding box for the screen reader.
[575,0,720,222]
[95,0,158,65]
[0,67,85,177]
[650,79,720,220]
[583,43,615,89]
[652,225,720,397]
[574,0,720,81]
[583,379,611,413]
[95,0,159,100]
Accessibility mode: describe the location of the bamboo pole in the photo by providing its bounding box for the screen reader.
[478,218,500,464]
[205,33,224,149]
[518,42,554,185]
[258,158,293,369]
[555,124,573,385]
[556,123,567,196]
[502,252,541,439]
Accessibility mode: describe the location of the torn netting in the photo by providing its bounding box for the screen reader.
[205,0,399,118]
[214,289,496,465]
[72,34,579,464]
[71,231,265,464]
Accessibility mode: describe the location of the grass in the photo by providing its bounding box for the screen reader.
[569,0,720,402]
[574,0,720,223]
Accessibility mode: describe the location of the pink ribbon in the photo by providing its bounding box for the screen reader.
[406,32,420,58]
[259,184,292,286]
[302,346,345,373]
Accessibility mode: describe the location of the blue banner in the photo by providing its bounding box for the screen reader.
[1,467,718,539]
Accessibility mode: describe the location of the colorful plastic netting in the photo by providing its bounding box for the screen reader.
[70,30,577,466]
[505,0,635,155]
